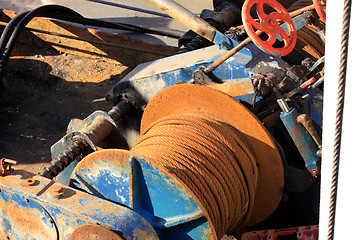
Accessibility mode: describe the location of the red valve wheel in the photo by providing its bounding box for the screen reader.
[313,0,326,23]
[242,0,297,56]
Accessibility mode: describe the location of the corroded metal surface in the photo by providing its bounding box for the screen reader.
[146,0,218,43]
[0,187,58,240]
[72,149,215,239]
[280,108,320,176]
[0,170,159,240]
[0,158,16,176]
[70,224,124,240]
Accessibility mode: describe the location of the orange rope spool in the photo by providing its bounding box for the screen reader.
[131,111,258,237]
[131,84,284,237]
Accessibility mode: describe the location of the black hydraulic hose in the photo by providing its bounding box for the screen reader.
[0,5,84,80]
[85,0,171,18]
[0,4,182,80]
[0,11,29,57]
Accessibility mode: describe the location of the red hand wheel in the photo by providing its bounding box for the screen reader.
[313,0,326,23]
[242,0,297,56]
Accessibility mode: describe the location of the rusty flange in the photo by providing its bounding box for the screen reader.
[140,84,284,226]
[70,224,124,240]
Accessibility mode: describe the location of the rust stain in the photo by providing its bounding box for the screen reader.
[0,197,57,239]
[208,81,253,96]
[24,178,36,186]
[70,224,124,240]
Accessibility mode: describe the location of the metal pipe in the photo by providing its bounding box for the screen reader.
[289,4,315,18]
[39,101,131,179]
[146,0,218,42]
[297,113,322,148]
[280,108,320,177]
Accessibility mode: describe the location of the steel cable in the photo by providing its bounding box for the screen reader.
[131,111,258,237]
[85,0,171,18]
[327,0,352,239]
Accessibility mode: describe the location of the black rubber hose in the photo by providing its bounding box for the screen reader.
[0,5,181,80]
[0,5,84,80]
[0,11,29,57]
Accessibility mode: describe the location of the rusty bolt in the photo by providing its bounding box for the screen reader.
[0,158,17,176]
[24,178,36,186]
[311,169,319,178]
[49,185,66,199]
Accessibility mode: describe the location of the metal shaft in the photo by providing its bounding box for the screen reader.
[146,0,218,42]
[39,101,131,179]
[204,35,254,73]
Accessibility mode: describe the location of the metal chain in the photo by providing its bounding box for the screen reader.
[327,0,352,239]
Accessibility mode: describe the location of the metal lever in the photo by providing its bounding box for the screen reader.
[297,113,322,155]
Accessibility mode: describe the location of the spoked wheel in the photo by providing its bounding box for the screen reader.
[242,0,297,56]
[313,0,326,23]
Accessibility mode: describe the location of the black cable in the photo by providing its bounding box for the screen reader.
[0,11,29,57]
[85,0,171,18]
[327,1,352,239]
[0,5,182,80]
[0,5,84,80]
[177,35,211,54]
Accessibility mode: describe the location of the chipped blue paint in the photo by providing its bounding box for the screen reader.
[71,150,214,239]
[280,108,320,173]
[0,188,58,240]
[113,44,255,104]
[0,174,159,240]
[53,111,116,186]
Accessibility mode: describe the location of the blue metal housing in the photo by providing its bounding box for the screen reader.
[280,108,320,173]
[0,171,159,240]
[70,149,215,239]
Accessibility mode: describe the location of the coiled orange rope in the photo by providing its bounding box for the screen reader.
[131,111,259,237]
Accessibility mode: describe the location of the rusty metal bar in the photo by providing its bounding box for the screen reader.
[0,158,17,176]
[204,31,261,73]
[297,113,322,148]
[146,0,218,42]
[289,4,316,18]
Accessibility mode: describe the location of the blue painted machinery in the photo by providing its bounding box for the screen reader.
[0,0,325,239]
